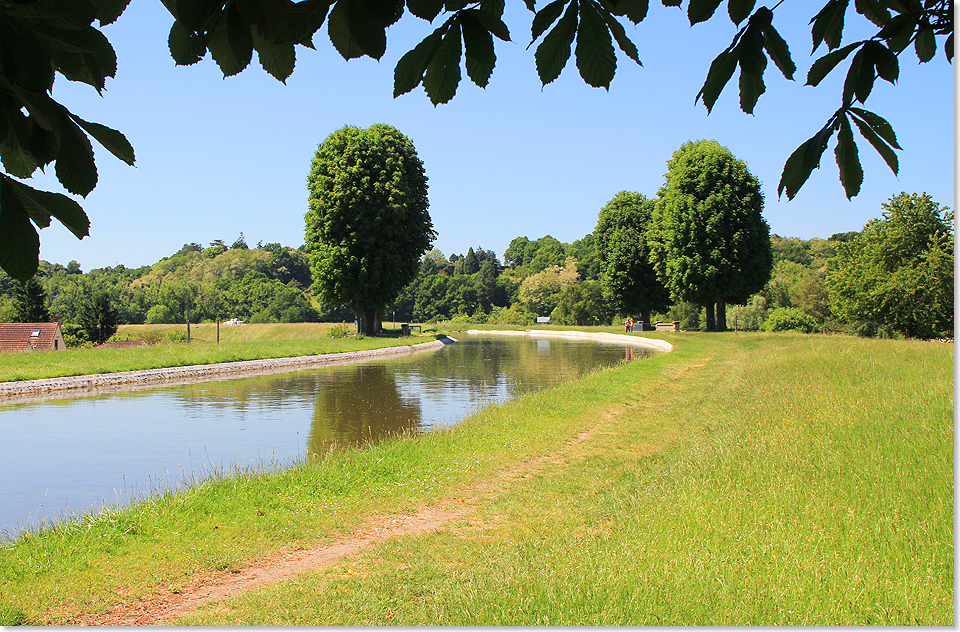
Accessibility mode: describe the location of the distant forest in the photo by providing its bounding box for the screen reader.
[0,229,862,343]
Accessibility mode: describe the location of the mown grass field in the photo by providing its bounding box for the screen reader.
[0,331,952,625]
[0,323,430,382]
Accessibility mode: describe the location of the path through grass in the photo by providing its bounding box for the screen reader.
[0,333,952,625]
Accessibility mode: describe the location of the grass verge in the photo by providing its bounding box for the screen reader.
[0,323,444,383]
[0,332,952,625]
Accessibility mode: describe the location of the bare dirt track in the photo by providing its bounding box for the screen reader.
[69,424,603,626]
[62,330,674,625]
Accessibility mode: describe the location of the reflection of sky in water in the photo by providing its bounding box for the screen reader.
[0,337,644,540]
[392,369,513,430]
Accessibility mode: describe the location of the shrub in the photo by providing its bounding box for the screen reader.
[447,311,487,324]
[166,329,189,343]
[135,330,166,345]
[145,304,175,324]
[727,295,769,331]
[60,322,92,348]
[763,307,818,333]
[486,305,535,325]
[328,323,351,338]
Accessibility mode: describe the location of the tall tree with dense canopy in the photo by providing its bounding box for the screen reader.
[595,191,669,326]
[827,192,953,339]
[0,0,948,282]
[13,278,50,323]
[650,140,772,331]
[504,237,531,269]
[77,289,119,343]
[306,124,435,335]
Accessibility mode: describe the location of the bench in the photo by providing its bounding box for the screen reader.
[655,321,680,332]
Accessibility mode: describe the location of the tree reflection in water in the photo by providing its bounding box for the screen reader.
[307,364,421,457]
[0,336,653,538]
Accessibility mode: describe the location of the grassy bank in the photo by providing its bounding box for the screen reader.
[0,323,440,383]
[0,333,952,625]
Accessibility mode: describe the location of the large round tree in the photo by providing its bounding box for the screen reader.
[649,140,772,331]
[595,191,669,327]
[306,124,436,335]
[827,192,953,339]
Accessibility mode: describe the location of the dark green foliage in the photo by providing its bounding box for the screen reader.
[566,233,599,281]
[410,274,488,322]
[13,278,50,323]
[204,240,228,258]
[231,233,249,250]
[525,236,566,274]
[503,235,570,273]
[386,247,515,323]
[462,247,480,275]
[657,301,703,331]
[176,243,203,256]
[595,191,669,324]
[60,322,91,347]
[550,280,610,325]
[306,124,436,334]
[10,245,321,327]
[77,289,120,343]
[504,237,530,268]
[826,192,953,339]
[770,235,813,266]
[830,231,859,243]
[0,0,949,282]
[763,307,818,333]
[249,284,319,323]
[650,140,772,331]
[266,247,312,288]
[477,259,498,291]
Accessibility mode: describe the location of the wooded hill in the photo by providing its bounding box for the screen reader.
[0,230,867,342]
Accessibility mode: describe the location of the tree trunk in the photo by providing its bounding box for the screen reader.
[639,310,650,330]
[355,304,366,335]
[356,305,381,335]
[716,300,727,331]
[704,302,715,331]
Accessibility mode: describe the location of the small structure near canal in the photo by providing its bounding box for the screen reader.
[0,322,66,352]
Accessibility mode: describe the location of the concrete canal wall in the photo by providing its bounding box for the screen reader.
[0,338,453,403]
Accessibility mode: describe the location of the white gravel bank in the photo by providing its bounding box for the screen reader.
[465,329,674,352]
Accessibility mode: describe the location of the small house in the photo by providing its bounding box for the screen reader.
[0,322,67,352]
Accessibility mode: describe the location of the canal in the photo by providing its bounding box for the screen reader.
[0,333,655,540]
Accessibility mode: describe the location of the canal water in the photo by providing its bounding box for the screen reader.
[0,335,648,540]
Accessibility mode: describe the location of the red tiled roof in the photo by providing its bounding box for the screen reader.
[0,323,65,353]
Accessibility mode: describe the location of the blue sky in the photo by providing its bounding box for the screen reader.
[32,1,955,270]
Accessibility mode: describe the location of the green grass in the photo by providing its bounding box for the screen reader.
[0,323,443,382]
[0,332,952,625]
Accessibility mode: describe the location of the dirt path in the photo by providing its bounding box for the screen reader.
[69,423,604,626]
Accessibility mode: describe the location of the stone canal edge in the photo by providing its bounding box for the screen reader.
[0,330,671,404]
[0,338,454,403]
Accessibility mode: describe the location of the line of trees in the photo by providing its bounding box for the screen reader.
[0,239,320,346]
[2,0,949,284]
[2,192,950,344]
[3,129,951,344]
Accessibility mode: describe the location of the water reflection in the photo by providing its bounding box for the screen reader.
[308,365,421,456]
[0,336,649,540]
